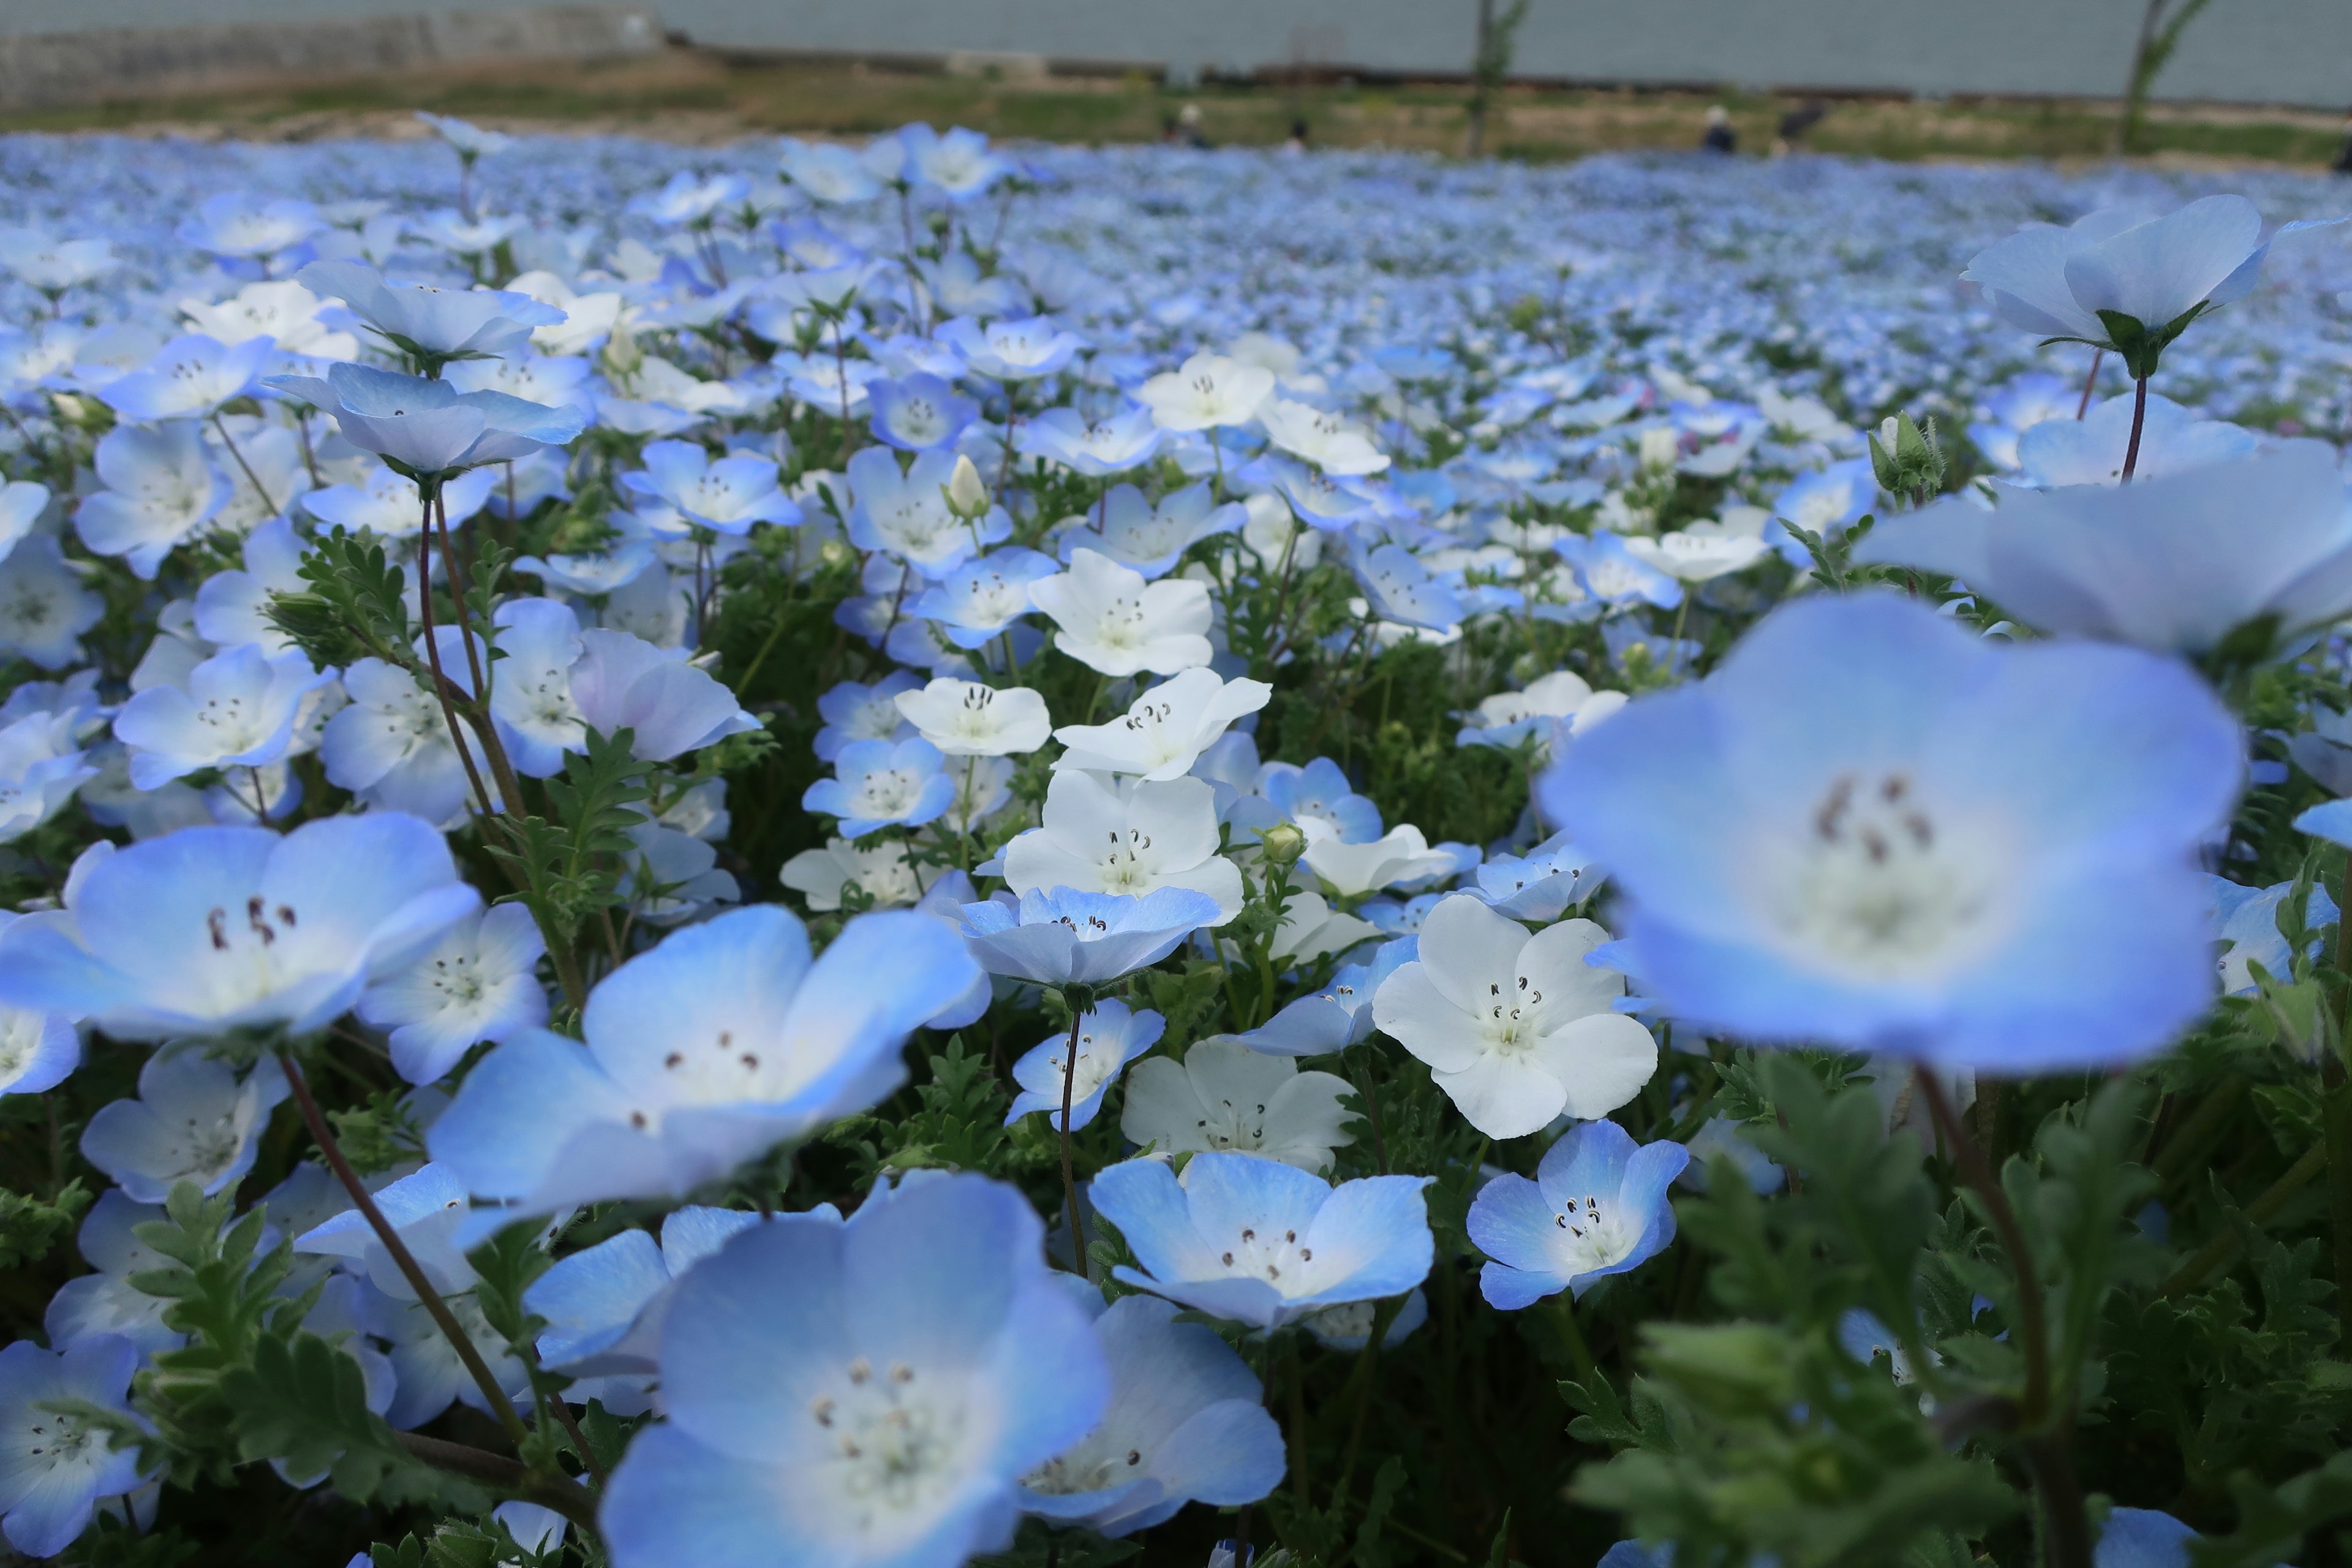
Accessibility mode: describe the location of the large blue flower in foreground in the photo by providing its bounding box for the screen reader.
[0,816,480,1041]
[1540,592,2240,1072]
[428,905,979,1221]
[600,1173,1108,1568]
[1090,1152,1433,1331]
[1469,1120,1687,1310]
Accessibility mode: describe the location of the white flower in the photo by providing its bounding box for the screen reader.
[894,677,1052,756]
[1120,1036,1356,1172]
[1135,352,1276,431]
[1300,824,1461,898]
[779,837,937,911]
[357,903,549,1086]
[1001,770,1244,922]
[1259,398,1389,476]
[1619,530,1772,582]
[1371,894,1657,1139]
[1052,668,1271,780]
[73,423,230,580]
[1268,889,1379,965]
[1456,670,1627,750]
[1030,548,1213,677]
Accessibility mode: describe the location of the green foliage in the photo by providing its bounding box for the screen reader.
[265,526,416,671]
[0,1177,91,1269]
[221,1332,486,1512]
[484,725,651,945]
[824,1035,1024,1180]
[327,1091,427,1176]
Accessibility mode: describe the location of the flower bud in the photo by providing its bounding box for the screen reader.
[1638,426,1679,472]
[1258,823,1307,865]
[944,453,989,516]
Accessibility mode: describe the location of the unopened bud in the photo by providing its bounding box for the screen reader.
[1638,426,1679,472]
[601,322,643,382]
[1258,823,1307,865]
[944,454,989,516]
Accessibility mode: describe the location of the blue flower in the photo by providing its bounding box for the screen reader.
[1090,1152,1434,1330]
[905,548,1058,649]
[1352,543,1463,631]
[44,1191,181,1360]
[1540,592,2241,1072]
[958,887,1222,986]
[1020,1294,1283,1537]
[600,1172,1109,1568]
[1468,1119,1687,1310]
[869,373,981,451]
[80,1049,288,1203]
[2207,873,2337,997]
[0,1335,146,1557]
[1245,937,1416,1058]
[813,672,920,763]
[1005,1000,1164,1132]
[525,1204,767,1381]
[1556,531,1683,611]
[1856,447,2352,657]
[1767,457,1877,563]
[2094,1507,2198,1568]
[1471,831,1605,922]
[0,815,481,1042]
[1259,758,1382,844]
[427,905,980,1221]
[1056,483,1244,581]
[1017,405,1165,478]
[802,736,957,839]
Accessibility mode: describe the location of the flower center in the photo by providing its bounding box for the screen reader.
[1783,770,1996,981]
[1548,1193,1635,1276]
[811,1359,965,1528]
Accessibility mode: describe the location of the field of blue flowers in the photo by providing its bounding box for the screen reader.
[0,118,2350,1568]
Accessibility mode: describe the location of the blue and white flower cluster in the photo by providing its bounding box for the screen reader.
[0,108,2342,1568]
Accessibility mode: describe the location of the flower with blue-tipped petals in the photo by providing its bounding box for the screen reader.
[905,547,1058,649]
[80,1049,289,1203]
[1541,591,2241,1072]
[1558,530,1683,610]
[1017,405,1164,477]
[0,1335,147,1557]
[357,902,548,1085]
[1468,1118,1687,1309]
[1006,1000,1164,1131]
[869,373,979,451]
[1258,757,1382,843]
[526,1204,770,1381]
[427,904,979,1220]
[1090,1150,1433,1331]
[1857,447,2352,658]
[600,1171,1109,1568]
[958,886,1222,986]
[802,736,956,839]
[2206,873,2337,997]
[1020,1293,1283,1537]
[1245,938,1415,1058]
[0,813,480,1041]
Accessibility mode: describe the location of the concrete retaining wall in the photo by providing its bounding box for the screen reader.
[0,4,660,110]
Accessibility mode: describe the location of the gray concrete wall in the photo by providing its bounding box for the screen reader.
[2,0,2348,110]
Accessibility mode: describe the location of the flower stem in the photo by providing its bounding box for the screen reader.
[2158,1139,2327,1297]
[276,1051,530,1446]
[1917,1074,2087,1568]
[2119,375,2149,482]
[209,412,278,519]
[1057,1006,1091,1275]
[1350,1043,1391,1174]
[392,1431,597,1535]
[2073,349,2103,420]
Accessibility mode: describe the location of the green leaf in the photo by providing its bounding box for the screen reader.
[0,1178,91,1269]
[222,1332,488,1512]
